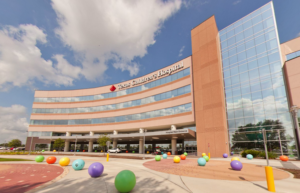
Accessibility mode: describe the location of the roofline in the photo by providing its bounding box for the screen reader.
[280,35,300,45]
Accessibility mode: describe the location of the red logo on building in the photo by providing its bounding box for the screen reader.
[110,85,116,91]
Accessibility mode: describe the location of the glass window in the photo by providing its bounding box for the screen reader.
[235,32,244,43]
[262,9,272,20]
[268,52,280,63]
[230,67,239,76]
[252,14,262,25]
[227,37,236,47]
[257,56,268,67]
[253,23,264,34]
[263,18,274,29]
[239,72,249,83]
[247,60,258,70]
[227,29,235,38]
[237,52,247,62]
[229,55,238,65]
[224,70,230,78]
[246,47,256,58]
[273,86,286,98]
[250,82,261,92]
[249,69,259,80]
[244,28,253,38]
[259,65,270,77]
[229,48,237,57]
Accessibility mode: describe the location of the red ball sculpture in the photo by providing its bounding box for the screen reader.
[46,156,57,164]
[280,156,289,162]
[180,154,186,160]
[167,152,171,155]
[83,150,86,152]
[126,151,128,153]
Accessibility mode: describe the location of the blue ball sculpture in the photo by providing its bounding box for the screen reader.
[230,152,234,156]
[197,158,206,166]
[246,154,253,160]
[223,153,228,158]
[77,150,79,152]
[231,160,243,171]
[72,159,85,170]
[162,154,168,159]
[88,162,104,177]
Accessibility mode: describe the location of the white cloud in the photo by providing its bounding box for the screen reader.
[51,0,182,80]
[0,105,29,144]
[178,46,185,57]
[233,0,241,5]
[0,24,83,91]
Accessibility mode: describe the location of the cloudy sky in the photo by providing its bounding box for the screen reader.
[0,0,299,144]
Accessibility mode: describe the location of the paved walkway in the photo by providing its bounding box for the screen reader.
[0,164,64,193]
[0,155,299,193]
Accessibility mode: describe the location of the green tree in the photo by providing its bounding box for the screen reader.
[53,138,65,152]
[8,139,21,147]
[97,134,111,153]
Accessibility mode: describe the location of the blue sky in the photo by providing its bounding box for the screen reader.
[0,0,299,143]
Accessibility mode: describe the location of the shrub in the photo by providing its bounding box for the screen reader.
[259,151,278,159]
[241,149,261,158]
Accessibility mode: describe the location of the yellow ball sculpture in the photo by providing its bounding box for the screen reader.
[173,156,180,163]
[53,150,56,152]
[202,153,206,157]
[231,157,240,162]
[59,157,70,166]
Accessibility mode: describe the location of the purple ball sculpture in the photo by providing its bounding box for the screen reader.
[230,152,234,156]
[231,160,243,171]
[223,153,228,158]
[88,162,104,177]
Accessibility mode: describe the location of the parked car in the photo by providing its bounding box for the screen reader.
[14,147,25,151]
[0,147,8,150]
[107,148,121,153]
[10,147,15,150]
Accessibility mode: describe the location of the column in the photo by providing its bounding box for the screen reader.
[171,125,176,130]
[88,141,93,152]
[139,138,144,154]
[66,132,71,136]
[113,130,118,148]
[64,141,70,152]
[172,138,177,155]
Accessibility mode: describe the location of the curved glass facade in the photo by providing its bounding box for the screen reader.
[30,103,192,125]
[34,68,190,103]
[220,2,297,156]
[32,85,191,114]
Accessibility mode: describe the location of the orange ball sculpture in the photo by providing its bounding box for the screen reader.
[83,150,85,152]
[46,156,57,164]
[180,154,186,160]
[280,156,289,162]
[167,152,171,155]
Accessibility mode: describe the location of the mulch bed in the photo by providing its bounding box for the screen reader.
[40,153,153,160]
[279,168,300,179]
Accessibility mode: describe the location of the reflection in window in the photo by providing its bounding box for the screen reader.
[33,85,191,114]
[30,103,192,125]
[34,68,190,103]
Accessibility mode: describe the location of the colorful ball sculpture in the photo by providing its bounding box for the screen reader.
[180,154,186,160]
[230,152,234,156]
[162,154,168,159]
[115,170,136,193]
[167,152,171,155]
[246,154,253,160]
[71,150,73,152]
[197,158,206,166]
[231,160,243,171]
[95,150,97,152]
[223,153,228,158]
[184,152,188,156]
[53,150,56,152]
[132,151,135,153]
[126,151,128,153]
[77,150,79,152]
[155,155,161,161]
[202,153,206,157]
[161,152,164,154]
[280,156,289,162]
[173,156,180,163]
[203,155,209,162]
[72,159,85,170]
[35,155,44,162]
[59,157,70,166]
[83,150,85,152]
[88,162,104,177]
[42,150,45,152]
[46,156,56,164]
[231,157,240,162]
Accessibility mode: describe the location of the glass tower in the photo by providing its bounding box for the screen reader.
[219,2,297,156]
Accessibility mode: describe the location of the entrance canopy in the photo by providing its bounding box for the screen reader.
[39,129,196,143]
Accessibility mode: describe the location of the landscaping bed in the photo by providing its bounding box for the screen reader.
[279,168,300,179]
[0,158,33,161]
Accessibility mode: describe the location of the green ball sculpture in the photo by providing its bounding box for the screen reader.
[42,150,45,152]
[115,170,136,193]
[155,155,161,161]
[203,155,209,162]
[35,155,45,162]
[132,151,135,153]
[184,152,188,156]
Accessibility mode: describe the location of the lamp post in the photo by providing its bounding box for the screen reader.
[290,105,300,159]
[143,129,147,160]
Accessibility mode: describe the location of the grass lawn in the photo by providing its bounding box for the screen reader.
[0,158,33,161]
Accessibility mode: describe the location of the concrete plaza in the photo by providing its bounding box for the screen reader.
[0,154,299,193]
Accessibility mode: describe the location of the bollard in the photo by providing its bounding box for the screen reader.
[208,153,210,159]
[106,153,109,162]
[265,166,275,192]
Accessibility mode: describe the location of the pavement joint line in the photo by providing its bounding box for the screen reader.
[25,165,69,193]
[18,180,24,183]
[119,161,191,192]
[5,179,11,181]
